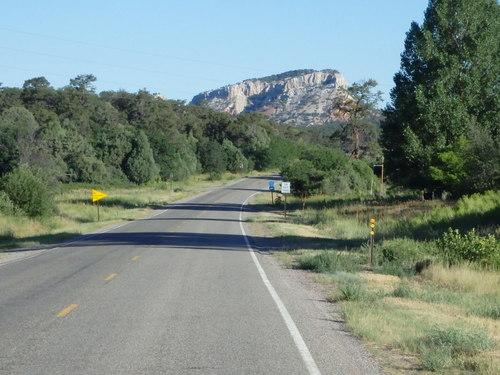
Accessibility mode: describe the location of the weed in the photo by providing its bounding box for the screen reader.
[337,277,366,301]
[411,323,493,371]
[295,251,360,273]
[392,282,414,298]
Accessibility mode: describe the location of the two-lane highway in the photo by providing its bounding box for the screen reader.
[0,177,381,374]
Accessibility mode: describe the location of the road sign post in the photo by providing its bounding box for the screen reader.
[281,182,291,218]
[91,189,108,221]
[268,181,275,204]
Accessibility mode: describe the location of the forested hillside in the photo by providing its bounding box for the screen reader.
[0,75,295,184]
[0,75,379,217]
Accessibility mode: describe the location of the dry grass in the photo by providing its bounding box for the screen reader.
[338,273,500,374]
[247,191,500,374]
[421,263,500,296]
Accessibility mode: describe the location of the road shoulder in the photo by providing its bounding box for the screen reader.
[245,207,384,375]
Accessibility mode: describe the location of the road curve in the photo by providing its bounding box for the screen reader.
[0,177,382,374]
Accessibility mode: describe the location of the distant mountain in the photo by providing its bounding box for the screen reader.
[191,69,348,127]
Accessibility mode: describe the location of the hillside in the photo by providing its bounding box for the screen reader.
[191,69,348,127]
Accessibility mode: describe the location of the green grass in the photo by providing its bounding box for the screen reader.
[409,324,493,372]
[248,190,500,375]
[295,251,362,273]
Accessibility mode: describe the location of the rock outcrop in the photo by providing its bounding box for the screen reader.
[191,69,348,127]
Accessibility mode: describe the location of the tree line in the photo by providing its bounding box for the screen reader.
[1,0,498,217]
[0,75,298,184]
[381,0,499,197]
[0,74,379,216]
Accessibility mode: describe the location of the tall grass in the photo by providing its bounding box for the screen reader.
[252,190,500,374]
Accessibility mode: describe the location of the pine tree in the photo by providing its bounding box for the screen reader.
[381,0,500,195]
[123,130,159,184]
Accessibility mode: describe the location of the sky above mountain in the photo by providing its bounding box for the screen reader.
[0,0,428,106]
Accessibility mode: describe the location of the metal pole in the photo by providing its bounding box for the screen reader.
[369,219,376,266]
[370,235,374,266]
[284,194,287,219]
[380,156,385,197]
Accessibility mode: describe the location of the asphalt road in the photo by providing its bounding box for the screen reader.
[0,177,382,374]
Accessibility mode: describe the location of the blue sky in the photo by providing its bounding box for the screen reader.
[0,0,429,106]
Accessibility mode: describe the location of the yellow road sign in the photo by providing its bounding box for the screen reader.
[91,189,108,202]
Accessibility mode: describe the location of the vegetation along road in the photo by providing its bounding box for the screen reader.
[0,177,381,375]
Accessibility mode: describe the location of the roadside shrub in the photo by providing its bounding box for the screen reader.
[374,238,432,277]
[436,228,500,269]
[413,324,492,372]
[0,164,57,217]
[408,324,493,371]
[337,274,366,301]
[296,251,360,273]
[392,282,415,298]
[0,190,17,215]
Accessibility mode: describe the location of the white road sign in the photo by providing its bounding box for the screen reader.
[281,182,291,194]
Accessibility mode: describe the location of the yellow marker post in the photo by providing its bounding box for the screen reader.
[91,189,108,221]
[369,219,376,266]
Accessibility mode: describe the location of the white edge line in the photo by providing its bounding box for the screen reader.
[239,193,322,375]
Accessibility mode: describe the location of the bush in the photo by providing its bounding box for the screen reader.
[0,190,17,215]
[436,228,500,269]
[0,164,57,217]
[374,238,432,277]
[296,251,360,273]
[392,282,415,298]
[337,275,366,301]
[414,324,492,372]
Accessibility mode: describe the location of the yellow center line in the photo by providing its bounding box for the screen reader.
[131,256,140,261]
[104,273,118,281]
[56,304,78,317]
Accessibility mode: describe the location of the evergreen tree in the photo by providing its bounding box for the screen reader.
[222,139,248,173]
[197,140,227,174]
[0,107,39,175]
[123,130,159,184]
[0,164,56,217]
[281,159,322,209]
[330,79,382,161]
[381,0,500,195]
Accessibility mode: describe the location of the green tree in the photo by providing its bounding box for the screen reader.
[330,79,382,160]
[0,164,56,217]
[123,130,159,184]
[222,139,248,173]
[0,106,39,175]
[381,0,500,195]
[150,130,199,181]
[21,77,60,113]
[69,74,97,93]
[281,159,322,209]
[197,140,227,174]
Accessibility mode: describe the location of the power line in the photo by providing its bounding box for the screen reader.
[0,45,230,84]
[0,26,274,74]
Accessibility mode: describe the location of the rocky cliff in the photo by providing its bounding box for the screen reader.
[191,69,348,127]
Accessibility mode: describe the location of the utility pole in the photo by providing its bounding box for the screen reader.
[373,156,385,197]
[380,156,385,197]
